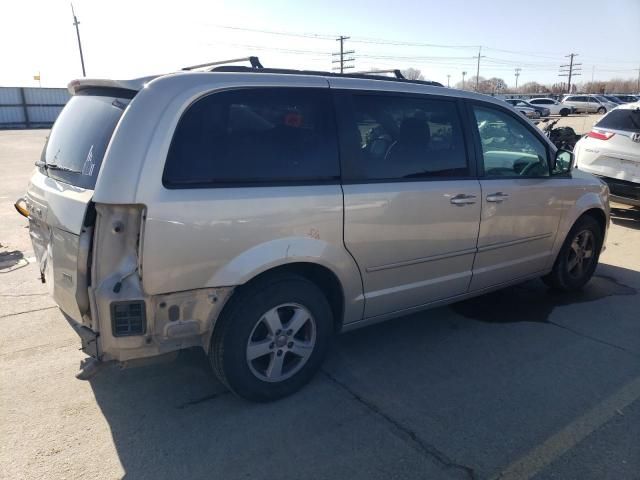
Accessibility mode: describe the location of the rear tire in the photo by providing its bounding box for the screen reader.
[210,273,333,402]
[542,216,603,291]
[597,107,606,114]
[560,108,570,117]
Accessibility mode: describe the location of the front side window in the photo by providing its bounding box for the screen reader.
[343,94,468,180]
[473,106,549,178]
[164,88,339,187]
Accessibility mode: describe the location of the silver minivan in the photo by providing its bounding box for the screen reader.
[562,94,619,114]
[17,63,610,401]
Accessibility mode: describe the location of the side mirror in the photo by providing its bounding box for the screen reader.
[552,149,573,175]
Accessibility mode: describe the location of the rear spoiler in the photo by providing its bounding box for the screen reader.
[67,76,159,95]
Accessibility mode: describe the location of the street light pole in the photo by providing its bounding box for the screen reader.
[71,3,86,77]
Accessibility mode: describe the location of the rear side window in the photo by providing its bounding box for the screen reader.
[340,94,468,180]
[41,92,129,189]
[596,109,640,132]
[164,88,339,187]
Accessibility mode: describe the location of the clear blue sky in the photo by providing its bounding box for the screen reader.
[3,0,639,88]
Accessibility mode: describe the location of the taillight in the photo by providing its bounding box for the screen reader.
[587,130,615,140]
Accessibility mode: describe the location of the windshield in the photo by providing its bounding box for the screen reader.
[41,93,129,189]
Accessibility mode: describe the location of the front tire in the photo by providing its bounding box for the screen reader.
[560,108,570,117]
[597,107,606,114]
[210,273,333,402]
[542,216,602,291]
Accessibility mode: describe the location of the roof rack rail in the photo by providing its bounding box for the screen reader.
[353,69,406,79]
[208,65,443,87]
[182,56,263,71]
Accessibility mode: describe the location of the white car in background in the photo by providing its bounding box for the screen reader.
[528,98,574,117]
[575,102,640,206]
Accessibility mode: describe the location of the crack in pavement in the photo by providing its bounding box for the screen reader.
[175,390,230,409]
[548,320,640,359]
[0,292,48,297]
[0,305,57,319]
[322,369,478,480]
[0,339,77,358]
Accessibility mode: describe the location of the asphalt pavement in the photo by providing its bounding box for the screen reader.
[1,129,639,480]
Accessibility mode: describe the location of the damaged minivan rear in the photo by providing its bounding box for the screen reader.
[22,79,237,370]
[25,87,133,358]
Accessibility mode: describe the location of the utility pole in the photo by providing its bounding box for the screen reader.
[462,71,467,89]
[447,74,450,87]
[636,65,640,93]
[71,3,86,77]
[332,36,354,74]
[559,53,581,94]
[514,68,521,90]
[475,46,485,91]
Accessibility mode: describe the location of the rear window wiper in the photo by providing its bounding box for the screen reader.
[34,160,78,173]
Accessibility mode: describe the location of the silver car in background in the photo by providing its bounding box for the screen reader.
[17,64,610,401]
[562,94,619,114]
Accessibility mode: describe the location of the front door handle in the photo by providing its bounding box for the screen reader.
[450,194,476,206]
[486,192,510,203]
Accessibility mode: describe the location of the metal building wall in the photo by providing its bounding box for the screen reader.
[0,87,70,129]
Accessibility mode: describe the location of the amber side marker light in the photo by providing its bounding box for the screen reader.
[14,197,29,218]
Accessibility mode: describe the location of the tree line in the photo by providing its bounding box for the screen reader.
[399,69,638,94]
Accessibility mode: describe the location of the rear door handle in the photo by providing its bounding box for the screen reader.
[450,194,476,206]
[486,192,510,203]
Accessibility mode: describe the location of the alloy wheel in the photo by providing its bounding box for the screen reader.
[246,303,316,382]
[567,230,595,279]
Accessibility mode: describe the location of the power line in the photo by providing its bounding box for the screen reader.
[206,24,638,68]
[209,24,336,40]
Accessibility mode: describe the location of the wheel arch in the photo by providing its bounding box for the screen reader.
[579,207,607,237]
[208,261,352,353]
[548,196,609,272]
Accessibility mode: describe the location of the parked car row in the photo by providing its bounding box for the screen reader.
[502,94,639,117]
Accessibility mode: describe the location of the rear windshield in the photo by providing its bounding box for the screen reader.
[596,109,640,132]
[41,91,130,189]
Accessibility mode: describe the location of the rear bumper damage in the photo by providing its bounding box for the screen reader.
[63,311,99,358]
[598,176,640,207]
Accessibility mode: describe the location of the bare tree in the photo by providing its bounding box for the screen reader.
[579,77,637,94]
[401,68,424,80]
[519,82,550,94]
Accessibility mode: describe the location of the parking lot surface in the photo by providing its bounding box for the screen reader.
[1,129,639,480]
